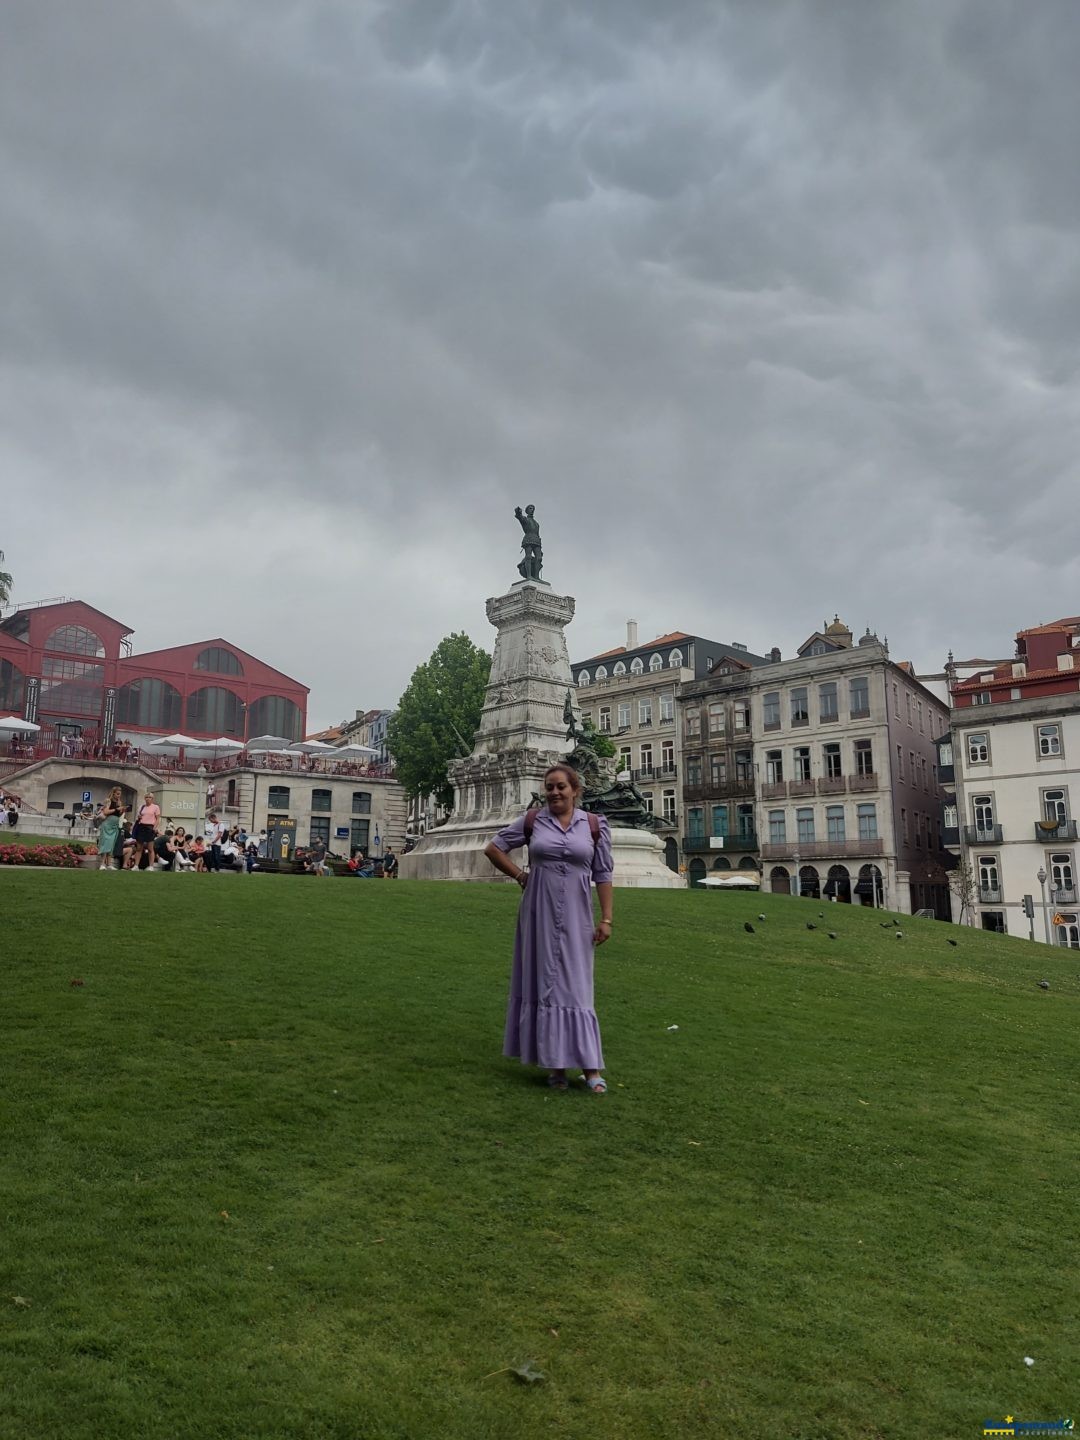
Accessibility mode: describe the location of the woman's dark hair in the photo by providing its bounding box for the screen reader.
[543,763,582,797]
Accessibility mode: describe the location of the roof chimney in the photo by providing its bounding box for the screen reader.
[627,619,638,651]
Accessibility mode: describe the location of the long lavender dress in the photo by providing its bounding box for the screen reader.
[490,807,614,1070]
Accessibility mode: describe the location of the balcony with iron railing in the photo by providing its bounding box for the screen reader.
[817,776,847,795]
[1034,819,1078,842]
[1052,887,1078,906]
[849,772,878,791]
[760,781,786,801]
[787,778,814,798]
[759,839,886,860]
[682,831,757,854]
[633,765,677,785]
[979,887,1002,904]
[964,824,1003,845]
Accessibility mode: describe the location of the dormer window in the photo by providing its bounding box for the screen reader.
[630,656,644,675]
[613,661,627,676]
[649,654,663,672]
[668,649,683,668]
[577,670,590,687]
[595,665,608,680]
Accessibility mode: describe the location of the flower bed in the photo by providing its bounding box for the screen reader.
[0,842,84,868]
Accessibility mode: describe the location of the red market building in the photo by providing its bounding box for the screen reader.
[0,599,308,750]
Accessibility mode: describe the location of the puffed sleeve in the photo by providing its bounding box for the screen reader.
[489,812,528,854]
[591,815,614,885]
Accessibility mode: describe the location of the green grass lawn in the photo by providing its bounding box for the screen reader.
[2,875,1076,1439]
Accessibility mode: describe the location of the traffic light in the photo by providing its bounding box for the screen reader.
[1022,894,1035,919]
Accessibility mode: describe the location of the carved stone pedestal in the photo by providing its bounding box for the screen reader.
[401,578,685,887]
[401,582,575,882]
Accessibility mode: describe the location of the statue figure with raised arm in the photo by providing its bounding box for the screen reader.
[514,504,543,581]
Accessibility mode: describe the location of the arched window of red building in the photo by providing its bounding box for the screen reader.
[45,625,106,658]
[118,678,183,730]
[247,694,303,743]
[0,659,25,712]
[41,625,106,718]
[187,686,245,737]
[194,647,244,676]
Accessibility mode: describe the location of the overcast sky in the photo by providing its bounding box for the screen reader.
[3,0,1079,728]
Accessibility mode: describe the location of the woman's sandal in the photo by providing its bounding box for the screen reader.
[547,1072,569,1091]
[583,1074,607,1095]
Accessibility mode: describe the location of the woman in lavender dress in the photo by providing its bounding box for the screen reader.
[484,764,614,1093]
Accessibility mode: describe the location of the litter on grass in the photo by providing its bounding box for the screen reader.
[666,1024,679,1031]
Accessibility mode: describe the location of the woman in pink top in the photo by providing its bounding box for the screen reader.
[132,791,161,872]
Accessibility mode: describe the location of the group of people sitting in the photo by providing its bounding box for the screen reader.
[0,789,21,827]
[96,792,262,873]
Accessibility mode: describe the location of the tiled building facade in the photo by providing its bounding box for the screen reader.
[947,616,1080,944]
[573,625,769,872]
[678,618,952,914]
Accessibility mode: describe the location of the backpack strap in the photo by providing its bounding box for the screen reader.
[523,807,601,850]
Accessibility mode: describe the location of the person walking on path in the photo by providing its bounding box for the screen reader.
[132,792,161,873]
[96,787,126,871]
[484,763,614,1094]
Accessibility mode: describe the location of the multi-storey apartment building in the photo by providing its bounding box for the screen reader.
[573,624,766,873]
[948,616,1080,945]
[676,648,777,878]
[680,617,951,913]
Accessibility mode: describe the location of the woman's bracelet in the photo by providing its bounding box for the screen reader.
[599,918,613,926]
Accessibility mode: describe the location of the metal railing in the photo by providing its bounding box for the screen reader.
[682,832,757,854]
[759,839,885,860]
[964,824,1003,845]
[0,737,396,782]
[979,887,1002,904]
[633,764,677,784]
[1052,887,1077,905]
[1034,819,1078,841]
[817,776,847,794]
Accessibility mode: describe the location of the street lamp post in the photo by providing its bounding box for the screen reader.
[196,763,208,840]
[1037,866,1050,945]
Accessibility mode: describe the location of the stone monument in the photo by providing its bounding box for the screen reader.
[401,508,683,886]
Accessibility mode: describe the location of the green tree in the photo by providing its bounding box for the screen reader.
[387,633,490,809]
[581,718,615,758]
[0,551,11,609]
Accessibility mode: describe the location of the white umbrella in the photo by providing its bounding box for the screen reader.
[0,715,41,733]
[148,733,201,749]
[246,734,294,751]
[289,739,337,754]
[186,737,245,757]
[332,743,381,759]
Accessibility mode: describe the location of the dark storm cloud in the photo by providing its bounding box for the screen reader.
[2,0,1079,722]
